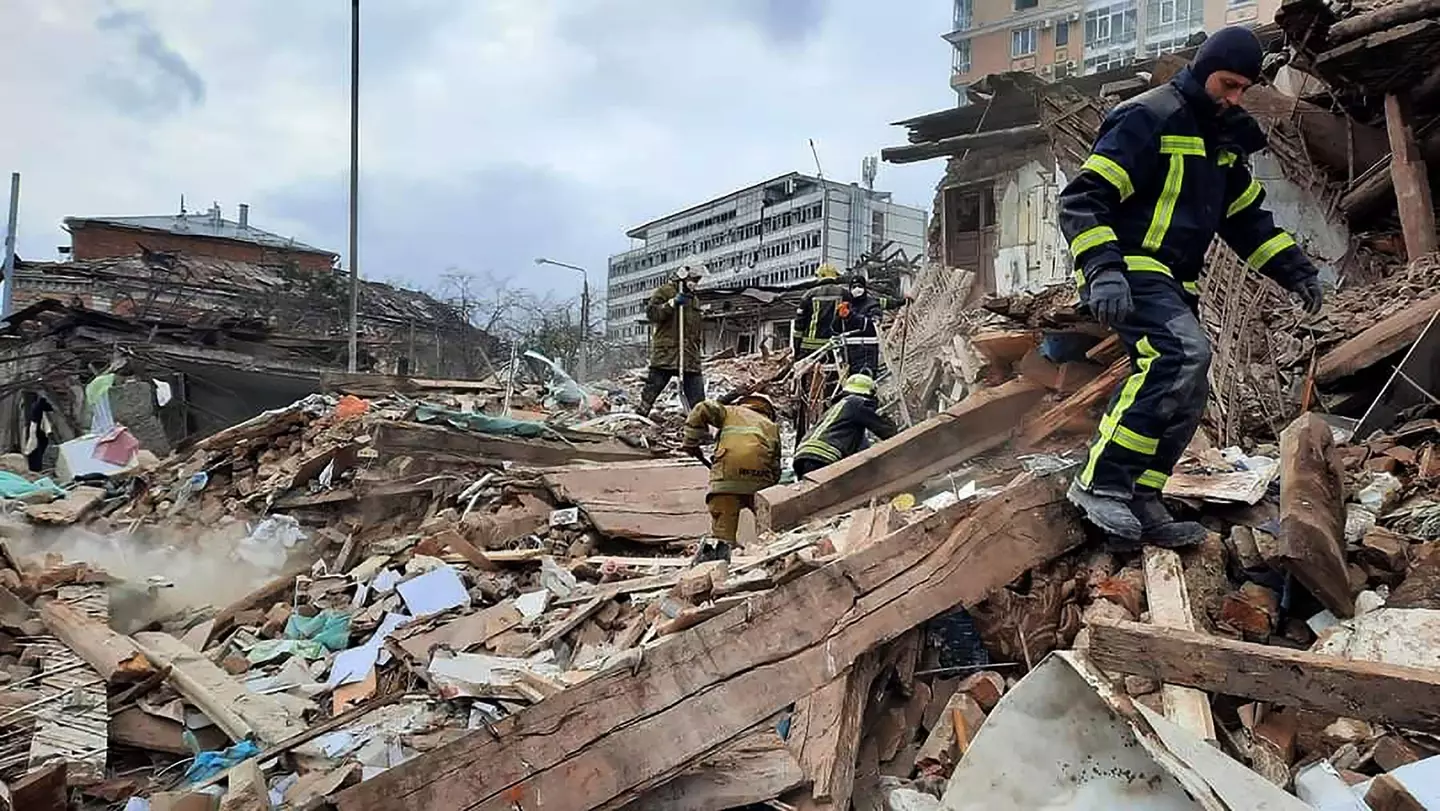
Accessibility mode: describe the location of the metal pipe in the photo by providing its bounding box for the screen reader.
[346,0,361,373]
[2,173,18,318]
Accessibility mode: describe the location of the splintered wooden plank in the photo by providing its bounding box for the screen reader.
[787,652,881,808]
[756,378,1047,532]
[333,474,1084,811]
[134,632,306,746]
[1316,291,1440,383]
[619,727,804,811]
[1141,547,1216,742]
[541,461,717,543]
[38,599,153,683]
[27,585,109,783]
[1276,413,1354,617]
[1088,619,1440,733]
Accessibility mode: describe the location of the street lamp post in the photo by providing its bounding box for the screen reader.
[346,0,361,373]
[534,257,590,382]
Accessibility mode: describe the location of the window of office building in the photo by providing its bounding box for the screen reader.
[1055,21,1070,46]
[953,38,972,73]
[1012,26,1037,57]
[1015,0,1039,9]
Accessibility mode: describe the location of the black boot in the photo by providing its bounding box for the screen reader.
[1067,480,1142,541]
[1131,490,1207,549]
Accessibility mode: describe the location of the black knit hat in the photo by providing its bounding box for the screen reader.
[1190,26,1264,83]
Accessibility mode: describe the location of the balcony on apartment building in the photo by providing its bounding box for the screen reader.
[947,0,1084,93]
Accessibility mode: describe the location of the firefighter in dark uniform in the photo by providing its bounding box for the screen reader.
[793,374,899,479]
[1059,27,1324,551]
[792,264,846,359]
[840,277,904,377]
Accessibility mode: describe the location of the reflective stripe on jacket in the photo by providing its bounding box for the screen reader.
[1059,67,1317,297]
[682,400,781,495]
[794,394,899,467]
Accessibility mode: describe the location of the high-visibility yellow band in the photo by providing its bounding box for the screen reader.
[1079,336,1160,488]
[1217,151,1238,167]
[1082,154,1134,200]
[1074,267,1087,289]
[1070,225,1118,259]
[1247,232,1296,270]
[720,426,767,438]
[796,440,842,462]
[1160,135,1206,156]
[1143,154,1185,251]
[1227,179,1263,218]
[1113,425,1160,456]
[1124,255,1173,277]
[1137,469,1170,489]
[1183,280,1200,295]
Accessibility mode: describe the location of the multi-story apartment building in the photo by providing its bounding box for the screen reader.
[946,0,1282,100]
[606,172,926,345]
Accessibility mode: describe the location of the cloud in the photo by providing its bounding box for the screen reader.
[2,1,955,305]
[92,7,206,118]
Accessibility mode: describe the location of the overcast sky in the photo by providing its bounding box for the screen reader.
[1,0,955,301]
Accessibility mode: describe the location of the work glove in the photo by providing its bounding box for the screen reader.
[1086,269,1133,327]
[1287,276,1323,315]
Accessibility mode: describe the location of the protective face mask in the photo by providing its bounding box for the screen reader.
[850,287,865,298]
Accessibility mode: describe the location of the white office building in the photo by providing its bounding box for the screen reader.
[606,172,927,345]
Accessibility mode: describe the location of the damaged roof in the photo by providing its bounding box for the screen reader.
[64,212,336,258]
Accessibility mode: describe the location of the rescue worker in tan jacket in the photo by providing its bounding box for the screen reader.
[680,393,781,564]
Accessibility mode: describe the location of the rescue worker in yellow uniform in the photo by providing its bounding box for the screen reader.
[680,393,781,564]
[1059,27,1323,551]
[793,374,898,478]
[792,264,847,359]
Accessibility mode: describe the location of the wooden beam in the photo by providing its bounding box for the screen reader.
[1385,92,1439,261]
[618,728,805,811]
[1331,0,1440,42]
[786,652,881,808]
[1019,359,1127,448]
[134,632,306,746]
[332,474,1084,811]
[373,421,651,467]
[38,599,153,683]
[1088,619,1440,733]
[1317,292,1440,383]
[1275,413,1354,617]
[880,125,1048,165]
[756,377,1047,532]
[1141,547,1216,741]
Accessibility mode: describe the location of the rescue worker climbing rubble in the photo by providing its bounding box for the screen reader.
[680,393,781,564]
[1058,26,1324,551]
[793,374,898,479]
[841,277,905,376]
[792,264,847,359]
[639,264,705,418]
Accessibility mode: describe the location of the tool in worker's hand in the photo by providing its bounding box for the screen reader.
[686,446,712,468]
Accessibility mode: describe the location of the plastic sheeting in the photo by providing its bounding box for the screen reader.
[413,404,551,439]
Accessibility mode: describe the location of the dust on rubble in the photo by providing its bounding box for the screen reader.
[0,515,308,634]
